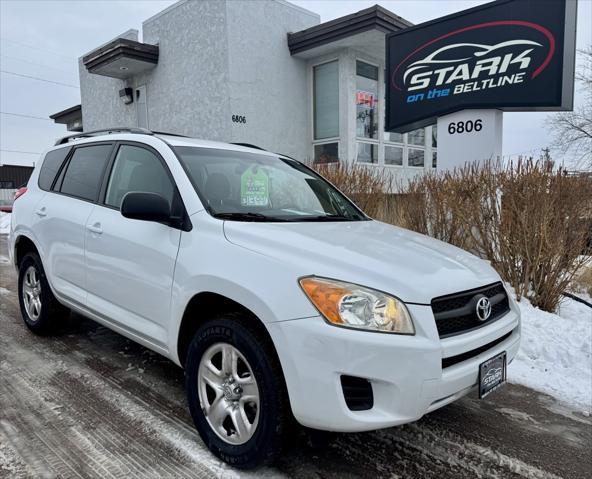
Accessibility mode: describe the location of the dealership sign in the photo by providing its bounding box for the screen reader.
[386,0,577,132]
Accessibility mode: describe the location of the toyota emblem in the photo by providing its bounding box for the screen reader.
[475,296,492,322]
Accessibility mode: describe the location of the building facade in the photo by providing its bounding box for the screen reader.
[53,0,437,181]
[0,165,33,204]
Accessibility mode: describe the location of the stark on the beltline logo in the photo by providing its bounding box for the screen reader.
[403,39,543,92]
[391,21,556,103]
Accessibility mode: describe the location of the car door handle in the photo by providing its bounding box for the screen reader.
[87,223,103,235]
[35,207,47,217]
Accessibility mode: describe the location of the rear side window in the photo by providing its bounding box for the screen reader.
[60,144,112,202]
[38,147,71,191]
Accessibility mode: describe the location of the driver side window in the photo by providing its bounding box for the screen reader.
[105,145,175,209]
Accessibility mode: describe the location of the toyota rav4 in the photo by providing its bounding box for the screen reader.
[8,128,521,468]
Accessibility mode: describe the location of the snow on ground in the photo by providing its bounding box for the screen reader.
[509,295,592,414]
[0,212,10,235]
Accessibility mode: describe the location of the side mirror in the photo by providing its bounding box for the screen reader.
[121,192,171,224]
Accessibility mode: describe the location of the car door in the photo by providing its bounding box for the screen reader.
[33,143,113,306]
[84,142,182,348]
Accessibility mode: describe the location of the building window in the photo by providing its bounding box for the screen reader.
[356,61,378,139]
[385,131,404,144]
[432,127,438,148]
[408,128,425,147]
[408,148,425,167]
[314,142,339,164]
[357,142,378,164]
[313,61,339,140]
[432,151,437,168]
[385,145,403,166]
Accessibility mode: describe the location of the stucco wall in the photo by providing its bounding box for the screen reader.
[225,0,318,160]
[138,0,231,140]
[79,29,139,131]
[78,0,318,160]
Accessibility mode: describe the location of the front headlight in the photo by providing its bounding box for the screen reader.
[299,277,415,334]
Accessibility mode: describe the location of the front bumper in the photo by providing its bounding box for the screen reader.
[267,302,520,432]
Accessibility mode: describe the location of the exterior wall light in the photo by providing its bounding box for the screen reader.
[119,87,134,105]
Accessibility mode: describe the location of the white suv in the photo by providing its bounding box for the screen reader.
[9,128,520,468]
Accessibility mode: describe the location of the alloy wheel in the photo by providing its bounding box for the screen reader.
[197,342,260,445]
[22,265,42,322]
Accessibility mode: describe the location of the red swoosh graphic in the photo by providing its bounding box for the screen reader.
[391,20,556,91]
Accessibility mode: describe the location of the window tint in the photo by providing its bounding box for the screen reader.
[60,144,112,201]
[408,129,426,146]
[357,143,378,164]
[38,147,71,191]
[356,61,378,139]
[408,148,425,167]
[385,145,403,166]
[313,142,338,164]
[385,131,404,144]
[105,145,174,209]
[313,61,339,140]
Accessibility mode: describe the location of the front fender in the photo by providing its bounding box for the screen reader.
[167,213,319,365]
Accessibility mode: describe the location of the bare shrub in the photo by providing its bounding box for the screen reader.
[386,159,592,312]
[388,170,478,250]
[313,162,392,218]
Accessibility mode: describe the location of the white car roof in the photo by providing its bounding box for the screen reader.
[157,135,280,157]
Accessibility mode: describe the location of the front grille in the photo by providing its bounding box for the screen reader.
[431,282,510,338]
[340,375,373,411]
[442,331,512,369]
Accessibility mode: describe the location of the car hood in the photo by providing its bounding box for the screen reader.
[223,219,501,304]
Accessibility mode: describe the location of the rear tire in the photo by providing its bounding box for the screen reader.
[18,252,68,335]
[185,315,291,469]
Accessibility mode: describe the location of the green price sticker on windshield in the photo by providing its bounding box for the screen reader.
[241,167,269,207]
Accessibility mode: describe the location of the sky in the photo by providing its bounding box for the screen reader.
[1,0,591,168]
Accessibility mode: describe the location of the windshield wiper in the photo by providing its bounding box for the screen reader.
[287,214,358,222]
[213,212,287,222]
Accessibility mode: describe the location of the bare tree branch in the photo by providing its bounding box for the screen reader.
[546,47,592,169]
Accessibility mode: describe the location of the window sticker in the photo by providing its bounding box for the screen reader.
[240,166,269,207]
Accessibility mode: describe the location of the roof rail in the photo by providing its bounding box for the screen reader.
[151,130,189,138]
[230,142,297,160]
[231,142,267,151]
[55,127,153,145]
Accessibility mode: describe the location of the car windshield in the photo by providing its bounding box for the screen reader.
[174,147,367,222]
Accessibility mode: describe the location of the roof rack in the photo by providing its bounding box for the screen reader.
[55,127,191,145]
[55,127,153,145]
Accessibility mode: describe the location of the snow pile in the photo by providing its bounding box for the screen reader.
[0,213,10,234]
[509,295,592,414]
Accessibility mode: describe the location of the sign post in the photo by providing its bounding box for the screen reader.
[437,110,503,170]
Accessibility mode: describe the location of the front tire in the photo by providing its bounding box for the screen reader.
[18,252,68,335]
[186,315,290,469]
